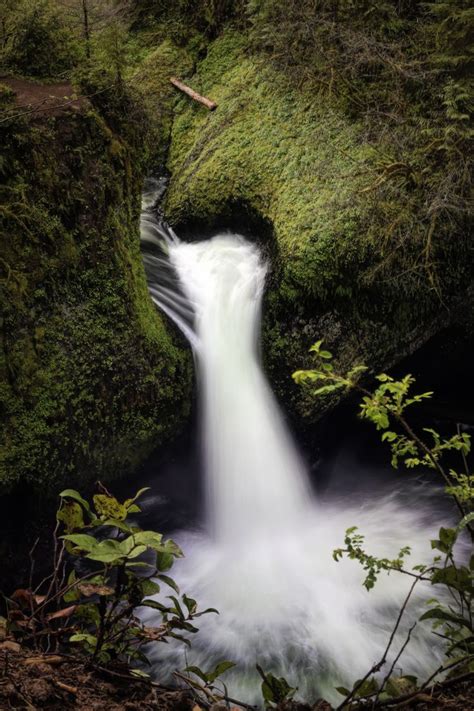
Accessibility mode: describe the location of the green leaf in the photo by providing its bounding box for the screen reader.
[309,340,323,353]
[61,533,98,552]
[210,661,236,681]
[457,512,474,534]
[420,607,471,629]
[119,541,147,560]
[161,539,184,558]
[140,599,169,613]
[431,564,471,593]
[431,527,457,554]
[132,532,183,557]
[258,666,296,706]
[140,579,161,597]
[354,677,378,697]
[167,595,185,620]
[59,489,91,514]
[182,594,197,615]
[127,505,141,514]
[124,487,150,510]
[157,574,179,593]
[131,531,163,548]
[93,494,127,521]
[57,501,84,531]
[381,431,398,442]
[184,665,208,683]
[194,607,219,617]
[386,676,417,697]
[125,561,154,570]
[81,538,131,564]
[156,551,174,572]
[70,632,97,647]
[63,570,79,603]
[313,384,344,396]
[99,518,134,533]
[176,620,199,633]
[348,365,368,377]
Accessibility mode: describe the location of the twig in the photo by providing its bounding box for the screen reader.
[95,664,174,691]
[174,671,256,711]
[337,577,419,710]
[28,570,98,621]
[394,413,471,533]
[174,670,218,704]
[353,655,474,708]
[27,537,40,644]
[372,623,416,707]
[53,679,77,694]
[457,423,470,476]
[371,668,474,708]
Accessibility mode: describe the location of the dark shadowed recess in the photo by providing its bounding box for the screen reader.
[171,198,277,263]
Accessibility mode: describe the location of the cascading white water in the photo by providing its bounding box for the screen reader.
[170,236,312,542]
[140,197,445,704]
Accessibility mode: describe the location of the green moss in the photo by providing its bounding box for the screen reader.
[162,30,472,420]
[133,39,196,169]
[165,32,372,296]
[0,89,192,496]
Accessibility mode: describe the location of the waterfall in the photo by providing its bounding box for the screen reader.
[168,236,312,541]
[140,192,444,704]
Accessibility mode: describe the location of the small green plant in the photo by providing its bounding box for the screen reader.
[4,485,217,669]
[177,660,237,703]
[257,664,296,708]
[294,342,474,707]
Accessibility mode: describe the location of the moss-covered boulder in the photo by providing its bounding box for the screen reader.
[161,31,473,420]
[0,80,192,496]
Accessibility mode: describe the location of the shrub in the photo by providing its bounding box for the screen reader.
[1,0,81,78]
[3,485,216,667]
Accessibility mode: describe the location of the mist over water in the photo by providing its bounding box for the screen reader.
[140,197,443,704]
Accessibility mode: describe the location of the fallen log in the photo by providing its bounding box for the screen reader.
[170,77,217,111]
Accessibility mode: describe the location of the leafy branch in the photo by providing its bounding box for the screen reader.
[3,484,217,669]
[294,341,474,706]
[293,340,473,536]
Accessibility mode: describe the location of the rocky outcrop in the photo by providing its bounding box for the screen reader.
[0,79,192,496]
[159,31,473,421]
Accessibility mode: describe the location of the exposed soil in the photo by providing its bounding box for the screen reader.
[0,643,472,711]
[0,76,88,118]
[0,645,194,710]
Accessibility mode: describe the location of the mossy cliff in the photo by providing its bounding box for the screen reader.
[160,30,473,420]
[131,37,197,169]
[0,82,192,496]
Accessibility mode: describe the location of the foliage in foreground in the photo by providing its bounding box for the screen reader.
[2,485,215,667]
[293,342,474,707]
